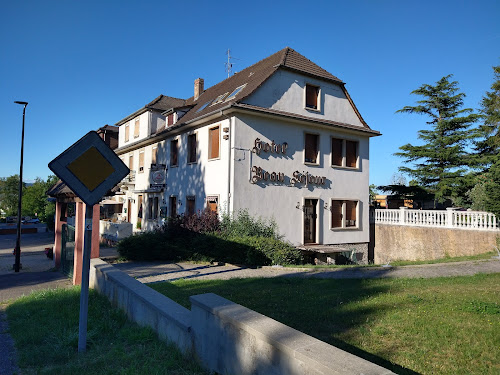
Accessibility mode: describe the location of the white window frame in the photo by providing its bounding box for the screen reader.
[304,132,320,165]
[331,137,359,169]
[330,199,360,230]
[304,83,321,112]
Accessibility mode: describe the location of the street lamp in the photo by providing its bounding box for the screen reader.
[13,101,28,272]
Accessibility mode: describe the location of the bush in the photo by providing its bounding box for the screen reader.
[117,210,303,266]
[221,209,281,239]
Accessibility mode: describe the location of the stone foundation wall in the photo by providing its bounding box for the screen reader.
[373,224,498,264]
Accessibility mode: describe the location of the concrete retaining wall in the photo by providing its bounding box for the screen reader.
[90,259,394,375]
[90,259,193,353]
[373,224,499,264]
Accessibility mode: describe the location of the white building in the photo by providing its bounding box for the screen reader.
[111,48,380,263]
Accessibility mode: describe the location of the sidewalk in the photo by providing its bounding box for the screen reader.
[113,257,500,284]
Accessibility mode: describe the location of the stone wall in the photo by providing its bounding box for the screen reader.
[372,224,498,264]
[90,259,395,375]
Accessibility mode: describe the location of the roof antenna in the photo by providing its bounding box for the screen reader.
[225,49,240,78]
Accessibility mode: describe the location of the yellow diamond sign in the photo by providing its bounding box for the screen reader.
[67,147,115,191]
[49,131,129,206]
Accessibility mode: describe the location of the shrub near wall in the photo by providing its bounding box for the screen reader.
[117,210,303,266]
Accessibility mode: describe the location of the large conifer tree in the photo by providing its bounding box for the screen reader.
[475,65,500,169]
[395,75,479,202]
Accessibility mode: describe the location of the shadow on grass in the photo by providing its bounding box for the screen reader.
[151,277,421,375]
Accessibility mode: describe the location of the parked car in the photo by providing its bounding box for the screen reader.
[22,218,40,224]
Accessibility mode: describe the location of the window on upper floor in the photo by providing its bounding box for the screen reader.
[138,149,145,173]
[187,133,197,164]
[167,113,174,126]
[304,133,319,164]
[331,199,358,229]
[134,118,140,138]
[128,153,134,171]
[170,139,178,167]
[151,145,158,165]
[209,126,220,160]
[211,93,229,106]
[305,84,320,111]
[125,124,130,142]
[331,138,359,169]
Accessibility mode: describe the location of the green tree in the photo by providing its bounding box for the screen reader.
[0,175,25,216]
[395,75,480,203]
[474,65,500,169]
[484,160,500,216]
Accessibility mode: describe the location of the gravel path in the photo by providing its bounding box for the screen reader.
[113,258,500,284]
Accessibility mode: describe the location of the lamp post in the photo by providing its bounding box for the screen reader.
[13,101,28,272]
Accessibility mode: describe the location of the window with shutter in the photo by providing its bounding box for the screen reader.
[346,141,357,168]
[187,133,197,164]
[129,154,134,171]
[134,118,140,138]
[331,200,343,228]
[138,149,144,173]
[304,133,319,164]
[152,146,157,164]
[209,126,220,159]
[331,138,343,166]
[206,196,218,213]
[345,201,357,227]
[186,196,195,216]
[125,124,130,142]
[170,139,178,167]
[167,113,174,126]
[305,84,319,110]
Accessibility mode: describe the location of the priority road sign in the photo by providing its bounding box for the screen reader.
[48,131,129,206]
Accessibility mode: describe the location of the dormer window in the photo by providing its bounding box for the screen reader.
[305,84,320,111]
[225,84,247,102]
[167,113,174,126]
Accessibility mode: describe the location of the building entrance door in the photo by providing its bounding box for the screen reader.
[303,199,318,244]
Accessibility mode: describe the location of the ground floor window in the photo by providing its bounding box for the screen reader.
[331,199,358,229]
[186,196,195,216]
[206,196,218,213]
[148,196,159,220]
[169,196,177,218]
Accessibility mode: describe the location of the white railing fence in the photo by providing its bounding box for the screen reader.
[373,207,498,231]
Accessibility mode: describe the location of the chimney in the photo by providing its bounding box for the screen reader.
[194,78,204,100]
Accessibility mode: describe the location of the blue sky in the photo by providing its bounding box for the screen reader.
[1,0,499,188]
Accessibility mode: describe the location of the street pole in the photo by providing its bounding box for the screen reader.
[78,204,93,352]
[13,101,28,273]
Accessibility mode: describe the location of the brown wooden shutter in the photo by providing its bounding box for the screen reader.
[129,154,134,170]
[305,134,318,163]
[345,201,357,227]
[167,114,174,126]
[346,141,357,168]
[138,150,144,172]
[188,134,197,163]
[186,197,195,216]
[152,147,157,164]
[210,127,220,159]
[170,140,178,166]
[125,125,130,142]
[306,85,318,109]
[331,200,343,228]
[331,138,343,166]
[134,118,140,138]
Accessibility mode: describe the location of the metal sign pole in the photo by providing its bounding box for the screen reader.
[78,204,93,353]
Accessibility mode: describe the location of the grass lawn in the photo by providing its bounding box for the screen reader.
[5,287,207,375]
[151,273,500,375]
